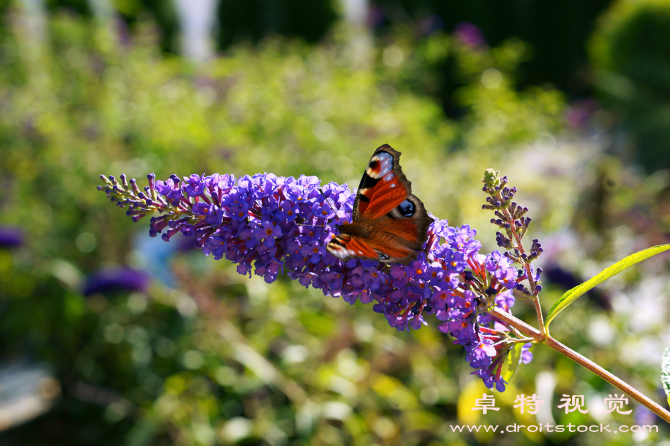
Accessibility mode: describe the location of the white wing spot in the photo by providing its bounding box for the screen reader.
[327,245,348,259]
[358,251,363,255]
[390,184,396,188]
[384,173,394,182]
[377,153,393,176]
[368,152,393,179]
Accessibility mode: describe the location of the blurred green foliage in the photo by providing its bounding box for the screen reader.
[589,0,670,173]
[0,11,566,265]
[0,5,667,446]
[17,0,616,101]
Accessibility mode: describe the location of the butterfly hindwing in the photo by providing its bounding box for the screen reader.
[327,144,433,265]
[327,234,379,261]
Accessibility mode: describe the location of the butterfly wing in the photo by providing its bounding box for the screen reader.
[326,234,378,260]
[327,144,433,265]
[353,144,408,220]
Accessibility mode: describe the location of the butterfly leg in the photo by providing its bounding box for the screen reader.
[378,263,392,275]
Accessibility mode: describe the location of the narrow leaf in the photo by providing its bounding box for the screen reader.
[502,343,523,385]
[546,244,670,329]
[662,344,670,406]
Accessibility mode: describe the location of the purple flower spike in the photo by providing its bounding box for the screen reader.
[97,169,536,391]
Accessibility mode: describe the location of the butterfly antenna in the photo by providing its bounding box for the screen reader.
[319,188,343,225]
[296,216,325,228]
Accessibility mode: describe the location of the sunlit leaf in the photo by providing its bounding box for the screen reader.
[546,244,670,329]
[501,343,523,385]
[662,344,670,406]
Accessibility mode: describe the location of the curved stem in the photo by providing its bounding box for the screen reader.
[499,206,546,337]
[491,307,670,424]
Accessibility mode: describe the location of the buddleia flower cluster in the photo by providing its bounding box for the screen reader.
[482,168,544,296]
[98,170,537,391]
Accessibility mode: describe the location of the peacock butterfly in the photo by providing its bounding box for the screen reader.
[326,144,433,265]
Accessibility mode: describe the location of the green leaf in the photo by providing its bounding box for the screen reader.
[545,244,670,330]
[501,343,524,385]
[662,344,670,406]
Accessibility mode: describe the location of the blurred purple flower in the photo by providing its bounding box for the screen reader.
[83,267,150,296]
[416,14,445,37]
[565,98,601,129]
[367,5,385,28]
[635,404,657,426]
[521,342,533,364]
[453,22,487,49]
[0,227,23,249]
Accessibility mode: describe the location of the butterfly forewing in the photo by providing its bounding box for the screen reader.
[354,145,410,219]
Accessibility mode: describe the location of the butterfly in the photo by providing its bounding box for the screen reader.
[326,144,433,265]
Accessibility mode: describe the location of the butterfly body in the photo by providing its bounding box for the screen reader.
[326,144,433,265]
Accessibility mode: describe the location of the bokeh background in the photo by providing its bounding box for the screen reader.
[1,0,670,444]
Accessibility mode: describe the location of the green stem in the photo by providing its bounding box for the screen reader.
[491,307,670,424]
